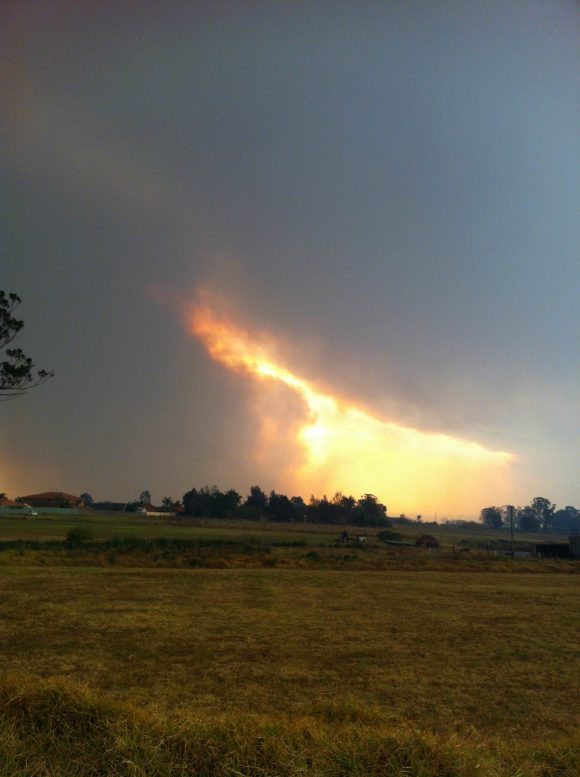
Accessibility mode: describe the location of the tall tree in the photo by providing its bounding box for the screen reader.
[530,497,556,532]
[268,491,295,522]
[245,485,268,512]
[182,488,200,516]
[517,506,541,533]
[355,493,389,526]
[181,485,240,518]
[290,495,307,521]
[552,506,580,535]
[480,506,504,529]
[139,490,152,505]
[1,291,53,400]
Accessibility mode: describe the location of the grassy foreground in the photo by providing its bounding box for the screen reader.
[0,566,579,775]
[1,677,577,777]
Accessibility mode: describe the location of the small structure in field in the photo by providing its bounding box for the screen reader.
[570,536,580,559]
[415,533,439,549]
[533,542,570,559]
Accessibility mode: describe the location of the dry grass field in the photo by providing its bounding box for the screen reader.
[0,561,579,775]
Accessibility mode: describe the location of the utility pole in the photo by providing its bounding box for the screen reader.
[506,505,515,558]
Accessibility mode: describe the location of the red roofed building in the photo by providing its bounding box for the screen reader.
[17,492,85,509]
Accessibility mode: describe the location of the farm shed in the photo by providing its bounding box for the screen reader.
[533,542,570,559]
[569,536,580,559]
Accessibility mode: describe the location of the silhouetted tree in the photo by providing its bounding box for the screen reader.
[1,291,53,400]
[306,492,389,527]
[517,506,541,533]
[245,485,268,512]
[182,488,200,516]
[182,486,213,517]
[139,490,152,505]
[530,497,556,532]
[290,495,307,521]
[333,492,357,523]
[551,506,579,536]
[355,493,390,526]
[182,486,240,518]
[480,506,503,529]
[267,491,295,522]
[212,488,241,518]
[307,495,335,524]
[80,493,94,506]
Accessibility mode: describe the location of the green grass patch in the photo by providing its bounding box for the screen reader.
[0,514,333,546]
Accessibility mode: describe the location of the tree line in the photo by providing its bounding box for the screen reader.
[480,497,579,535]
[178,485,390,527]
[84,487,579,534]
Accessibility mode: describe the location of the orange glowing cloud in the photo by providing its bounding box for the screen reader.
[181,295,514,516]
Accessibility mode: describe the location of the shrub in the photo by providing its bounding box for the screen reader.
[377,529,403,543]
[65,527,95,546]
[415,534,440,549]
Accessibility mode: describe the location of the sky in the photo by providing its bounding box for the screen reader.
[1,1,578,518]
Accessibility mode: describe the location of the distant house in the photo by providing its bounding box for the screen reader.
[18,492,85,509]
[142,502,176,517]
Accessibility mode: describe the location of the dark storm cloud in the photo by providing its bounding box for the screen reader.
[1,1,578,512]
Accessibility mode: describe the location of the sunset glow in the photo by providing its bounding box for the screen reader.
[183,298,514,516]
